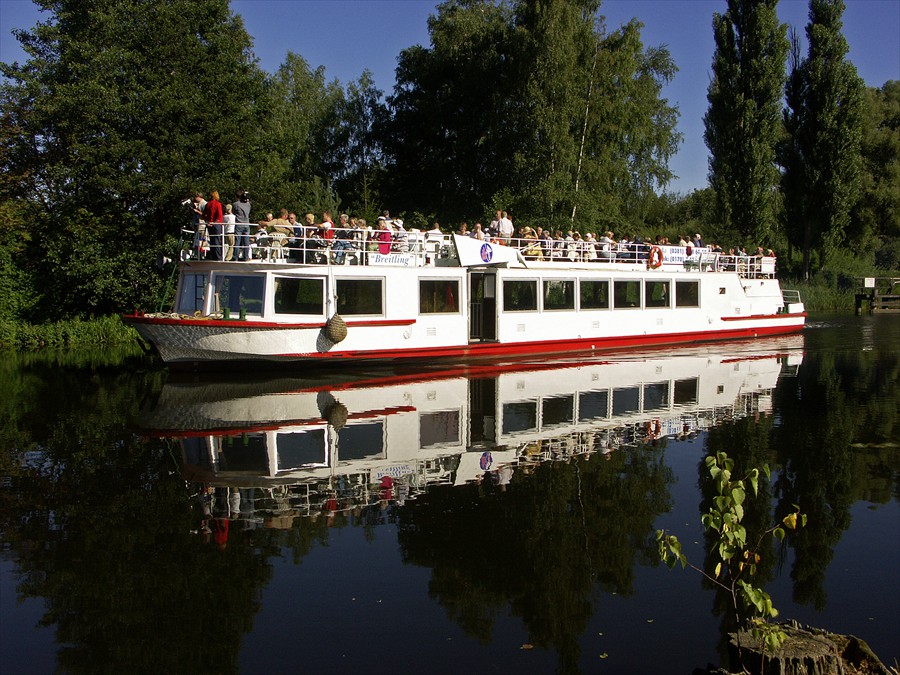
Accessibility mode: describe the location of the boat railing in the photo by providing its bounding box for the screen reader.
[504,236,778,279]
[180,224,454,267]
[178,225,780,279]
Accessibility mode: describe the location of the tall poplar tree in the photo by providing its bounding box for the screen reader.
[0,0,265,318]
[704,0,789,245]
[781,0,864,278]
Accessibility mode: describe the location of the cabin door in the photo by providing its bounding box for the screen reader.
[469,272,497,341]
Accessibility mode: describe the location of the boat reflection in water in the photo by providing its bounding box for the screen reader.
[140,336,803,525]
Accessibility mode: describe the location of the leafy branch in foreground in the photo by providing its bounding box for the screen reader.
[656,452,806,656]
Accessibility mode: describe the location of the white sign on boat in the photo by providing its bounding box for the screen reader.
[368,253,417,267]
[372,464,415,480]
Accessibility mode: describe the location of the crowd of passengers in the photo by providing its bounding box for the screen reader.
[187,192,776,265]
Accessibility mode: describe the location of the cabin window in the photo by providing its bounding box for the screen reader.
[645,280,671,308]
[676,281,700,308]
[543,280,575,310]
[503,279,538,312]
[542,395,574,426]
[502,401,537,433]
[612,386,640,415]
[274,277,325,315]
[277,429,328,470]
[613,280,641,309]
[420,410,461,447]
[643,382,670,411]
[217,434,267,472]
[337,423,384,461]
[674,378,698,405]
[580,279,610,309]
[579,390,609,421]
[214,274,265,316]
[178,272,208,313]
[420,279,460,314]
[336,278,383,315]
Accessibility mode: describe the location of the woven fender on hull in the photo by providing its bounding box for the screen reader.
[325,314,348,343]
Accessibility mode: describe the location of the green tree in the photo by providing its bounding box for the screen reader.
[381,0,517,221]
[0,0,266,319]
[378,0,679,230]
[852,81,900,269]
[780,0,865,279]
[704,0,788,246]
[249,51,346,216]
[332,71,386,217]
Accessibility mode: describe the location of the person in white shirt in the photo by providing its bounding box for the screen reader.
[222,203,236,261]
[498,211,514,244]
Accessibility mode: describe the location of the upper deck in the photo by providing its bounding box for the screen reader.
[182,225,780,281]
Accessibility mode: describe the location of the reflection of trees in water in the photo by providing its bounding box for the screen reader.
[702,413,779,665]
[0,355,272,674]
[772,332,900,611]
[694,327,900,666]
[395,444,675,673]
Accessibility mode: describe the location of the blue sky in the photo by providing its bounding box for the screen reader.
[2,0,898,194]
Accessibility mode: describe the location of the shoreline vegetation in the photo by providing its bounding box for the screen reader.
[0,315,139,351]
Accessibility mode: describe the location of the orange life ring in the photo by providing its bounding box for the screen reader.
[648,245,664,269]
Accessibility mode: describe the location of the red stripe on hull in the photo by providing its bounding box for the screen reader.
[292,324,804,361]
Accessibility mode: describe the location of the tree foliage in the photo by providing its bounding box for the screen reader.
[851,81,900,269]
[1,0,266,317]
[0,0,893,323]
[378,0,680,231]
[780,0,865,279]
[704,0,789,246]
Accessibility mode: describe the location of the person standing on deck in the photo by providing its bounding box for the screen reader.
[203,190,224,260]
[222,203,236,261]
[232,191,251,261]
[498,211,514,245]
[190,192,207,257]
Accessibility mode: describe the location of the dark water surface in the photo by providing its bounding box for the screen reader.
[2,316,898,674]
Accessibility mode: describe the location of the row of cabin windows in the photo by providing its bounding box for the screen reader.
[178,274,700,316]
[502,378,699,434]
[505,279,700,312]
[180,274,461,317]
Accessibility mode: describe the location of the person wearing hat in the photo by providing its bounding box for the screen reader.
[521,226,543,260]
[692,233,704,248]
[392,218,409,253]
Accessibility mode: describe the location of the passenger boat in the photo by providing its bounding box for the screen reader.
[138,338,803,512]
[125,228,806,368]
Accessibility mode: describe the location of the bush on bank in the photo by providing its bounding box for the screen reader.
[0,315,138,350]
